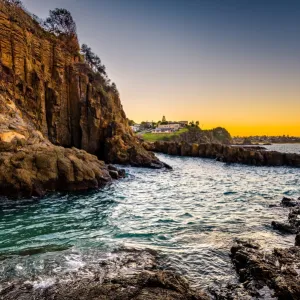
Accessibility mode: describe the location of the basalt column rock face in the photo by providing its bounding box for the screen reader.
[0,3,163,163]
[0,2,164,197]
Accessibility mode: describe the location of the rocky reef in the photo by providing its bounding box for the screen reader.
[0,1,165,197]
[215,196,300,300]
[144,141,300,167]
[229,239,300,300]
[0,248,209,300]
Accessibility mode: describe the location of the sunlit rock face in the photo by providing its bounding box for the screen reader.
[0,2,163,196]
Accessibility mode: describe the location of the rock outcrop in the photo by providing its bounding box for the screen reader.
[143,141,300,168]
[0,1,162,164]
[171,126,232,144]
[0,1,165,196]
[271,197,300,234]
[216,196,300,299]
[214,196,300,299]
[0,143,126,197]
[230,239,300,300]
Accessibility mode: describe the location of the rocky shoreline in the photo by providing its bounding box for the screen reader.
[1,196,300,299]
[0,248,209,300]
[143,141,300,167]
[1,2,300,299]
[215,196,300,300]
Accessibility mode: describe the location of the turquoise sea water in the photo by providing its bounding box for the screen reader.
[0,144,299,290]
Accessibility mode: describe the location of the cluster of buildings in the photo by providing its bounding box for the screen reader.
[131,121,188,134]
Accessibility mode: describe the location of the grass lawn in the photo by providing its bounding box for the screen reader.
[139,128,188,142]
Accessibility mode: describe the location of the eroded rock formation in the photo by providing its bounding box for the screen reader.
[0,2,164,196]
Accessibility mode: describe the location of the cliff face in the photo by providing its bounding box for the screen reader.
[0,2,165,197]
[0,2,162,167]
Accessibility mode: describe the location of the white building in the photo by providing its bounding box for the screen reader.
[131,125,141,132]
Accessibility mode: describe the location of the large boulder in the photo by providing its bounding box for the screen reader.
[0,144,116,197]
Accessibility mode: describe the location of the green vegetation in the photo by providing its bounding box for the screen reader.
[80,44,119,95]
[44,8,77,37]
[127,119,135,126]
[140,126,232,144]
[140,128,188,142]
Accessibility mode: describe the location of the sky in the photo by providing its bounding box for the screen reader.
[22,0,300,136]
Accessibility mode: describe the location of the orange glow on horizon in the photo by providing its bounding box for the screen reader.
[203,124,300,137]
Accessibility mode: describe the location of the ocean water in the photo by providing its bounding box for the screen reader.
[264,143,300,154]
[0,144,299,290]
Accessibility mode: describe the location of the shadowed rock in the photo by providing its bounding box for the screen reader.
[271,197,300,234]
[229,239,300,300]
[281,197,300,207]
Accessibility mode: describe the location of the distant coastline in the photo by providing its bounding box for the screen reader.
[232,135,300,145]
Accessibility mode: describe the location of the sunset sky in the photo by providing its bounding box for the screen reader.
[23,0,300,136]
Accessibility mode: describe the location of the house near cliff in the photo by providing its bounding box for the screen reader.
[152,123,181,133]
[159,124,181,130]
[153,128,173,133]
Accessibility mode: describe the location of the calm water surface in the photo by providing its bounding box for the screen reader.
[0,144,299,290]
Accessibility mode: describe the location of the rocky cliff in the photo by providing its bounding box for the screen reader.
[0,1,165,197]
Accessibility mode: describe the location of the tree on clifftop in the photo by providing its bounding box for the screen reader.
[111,82,119,96]
[44,8,77,37]
[81,44,107,76]
[80,44,120,97]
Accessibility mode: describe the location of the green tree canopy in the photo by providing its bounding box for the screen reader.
[44,8,77,37]
[81,44,107,76]
[127,119,135,126]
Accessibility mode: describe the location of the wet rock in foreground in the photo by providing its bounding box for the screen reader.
[0,249,209,300]
[271,197,300,234]
[228,239,300,300]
